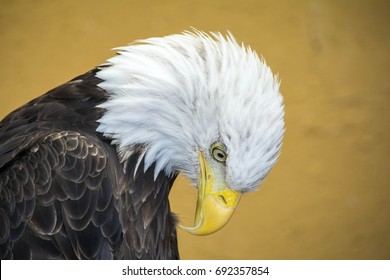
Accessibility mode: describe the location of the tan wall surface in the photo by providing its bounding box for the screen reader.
[1,0,389,259]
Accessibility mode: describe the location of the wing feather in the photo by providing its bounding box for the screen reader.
[0,68,180,260]
[0,130,123,259]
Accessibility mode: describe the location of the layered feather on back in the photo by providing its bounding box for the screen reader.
[0,70,179,259]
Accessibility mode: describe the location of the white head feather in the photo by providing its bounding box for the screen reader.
[96,30,284,192]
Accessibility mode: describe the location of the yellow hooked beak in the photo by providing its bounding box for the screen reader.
[179,152,241,235]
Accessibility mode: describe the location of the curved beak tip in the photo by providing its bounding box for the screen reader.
[179,151,242,236]
[180,189,241,236]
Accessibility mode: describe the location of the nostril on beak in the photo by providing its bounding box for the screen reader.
[219,195,227,205]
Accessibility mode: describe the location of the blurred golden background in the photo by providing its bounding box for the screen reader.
[1,0,389,259]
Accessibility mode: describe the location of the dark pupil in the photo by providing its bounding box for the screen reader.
[216,151,224,159]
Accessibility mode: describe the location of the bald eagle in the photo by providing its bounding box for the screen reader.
[0,30,284,259]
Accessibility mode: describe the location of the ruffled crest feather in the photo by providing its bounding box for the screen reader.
[96,30,284,191]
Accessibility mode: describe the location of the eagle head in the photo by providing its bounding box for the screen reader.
[96,30,284,235]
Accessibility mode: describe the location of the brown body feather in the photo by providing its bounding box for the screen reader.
[0,70,179,259]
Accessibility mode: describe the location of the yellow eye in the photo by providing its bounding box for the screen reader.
[210,143,227,163]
